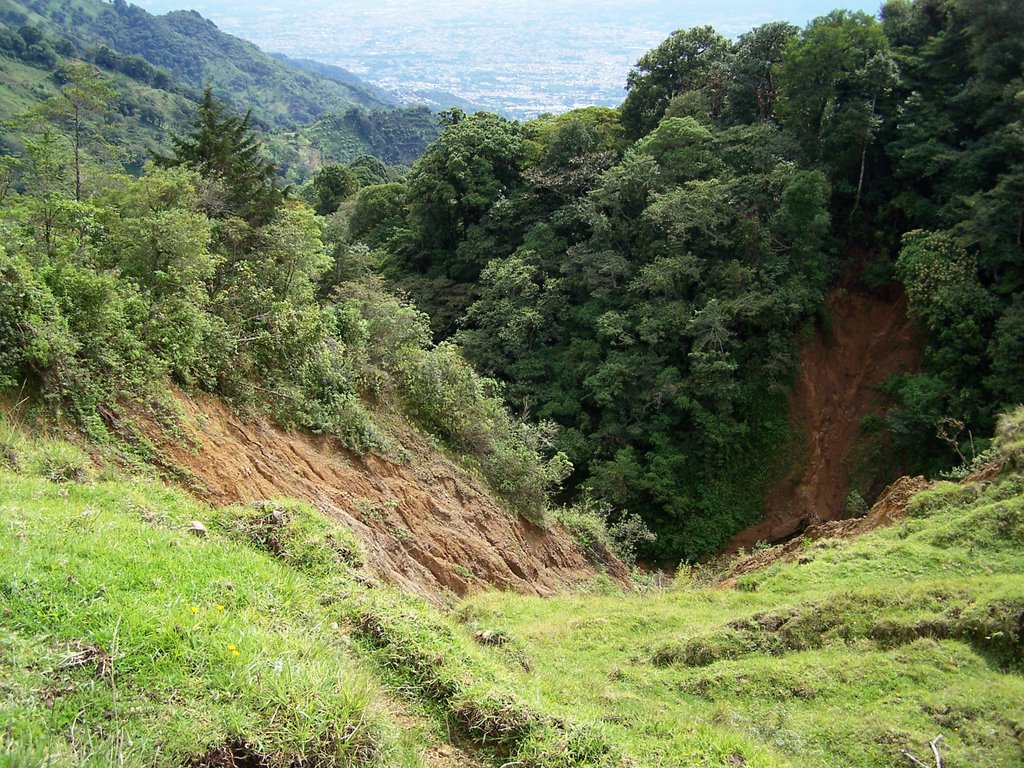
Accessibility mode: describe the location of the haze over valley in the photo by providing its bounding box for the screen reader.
[134,0,877,117]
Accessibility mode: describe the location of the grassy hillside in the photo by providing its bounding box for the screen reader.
[0,424,410,766]
[454,413,1024,766]
[2,406,1021,767]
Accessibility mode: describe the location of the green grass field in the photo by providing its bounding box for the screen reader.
[1,411,1022,767]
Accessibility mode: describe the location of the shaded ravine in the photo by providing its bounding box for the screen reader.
[725,283,921,552]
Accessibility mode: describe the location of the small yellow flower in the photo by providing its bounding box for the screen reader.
[215,604,225,612]
[231,649,241,657]
[227,644,237,651]
[190,606,199,614]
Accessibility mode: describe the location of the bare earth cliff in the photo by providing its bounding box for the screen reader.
[726,282,921,552]
[132,391,619,604]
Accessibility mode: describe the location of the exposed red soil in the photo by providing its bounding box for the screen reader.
[718,474,930,586]
[725,284,921,552]
[131,391,623,604]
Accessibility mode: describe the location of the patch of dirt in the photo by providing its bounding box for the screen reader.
[725,284,921,552]
[132,390,623,604]
[189,740,268,768]
[718,475,930,585]
[388,700,487,768]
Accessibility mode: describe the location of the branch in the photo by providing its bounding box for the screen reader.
[901,735,944,768]
[930,735,945,768]
[900,749,931,768]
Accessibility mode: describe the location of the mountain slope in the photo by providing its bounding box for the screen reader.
[0,0,440,177]
[0,0,391,127]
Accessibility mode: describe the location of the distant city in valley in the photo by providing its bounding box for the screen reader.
[134,0,878,118]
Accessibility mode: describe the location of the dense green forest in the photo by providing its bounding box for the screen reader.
[352,0,1023,559]
[2,0,1022,562]
[2,3,1023,766]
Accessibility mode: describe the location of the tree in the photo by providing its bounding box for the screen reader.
[311,163,358,215]
[37,63,116,201]
[158,87,283,226]
[621,26,731,138]
[349,183,407,248]
[777,10,896,212]
[405,113,527,273]
[724,22,799,123]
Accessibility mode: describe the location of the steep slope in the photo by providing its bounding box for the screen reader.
[0,0,440,175]
[126,390,620,604]
[725,283,921,551]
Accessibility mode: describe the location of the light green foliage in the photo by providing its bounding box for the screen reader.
[333,283,571,518]
[459,449,1024,767]
[0,89,560,514]
[635,117,722,184]
[0,445,394,766]
[553,495,655,569]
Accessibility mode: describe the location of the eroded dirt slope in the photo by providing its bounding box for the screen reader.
[134,391,619,604]
[725,284,920,552]
[718,474,930,586]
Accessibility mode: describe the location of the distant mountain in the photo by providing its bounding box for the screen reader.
[0,0,393,128]
[270,53,395,106]
[0,0,440,176]
[274,53,498,118]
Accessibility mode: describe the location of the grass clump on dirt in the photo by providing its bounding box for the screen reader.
[346,589,628,767]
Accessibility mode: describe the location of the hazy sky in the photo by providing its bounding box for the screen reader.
[135,1,881,37]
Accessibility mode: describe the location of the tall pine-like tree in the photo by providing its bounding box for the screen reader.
[158,87,283,226]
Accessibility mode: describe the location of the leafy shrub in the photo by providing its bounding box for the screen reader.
[554,495,655,569]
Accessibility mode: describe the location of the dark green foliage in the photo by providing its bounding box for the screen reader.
[724,22,798,123]
[311,163,358,215]
[399,102,833,559]
[405,112,529,276]
[877,0,1024,469]
[349,183,408,249]
[365,1,1024,559]
[621,26,731,138]
[158,87,283,226]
